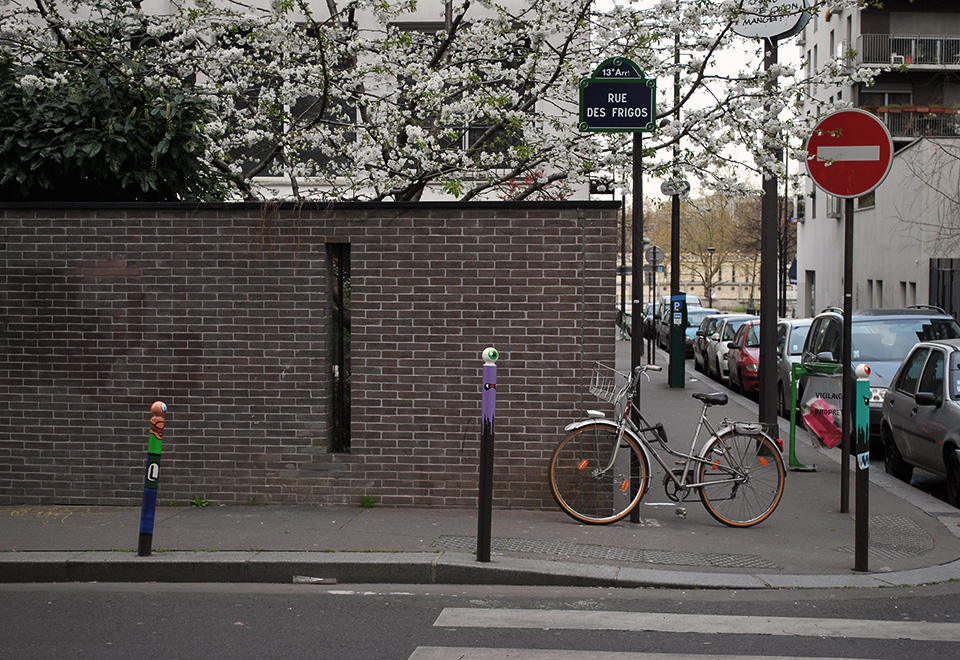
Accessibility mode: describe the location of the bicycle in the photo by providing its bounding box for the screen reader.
[548,362,786,527]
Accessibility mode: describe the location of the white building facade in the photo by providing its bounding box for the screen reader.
[797,0,960,318]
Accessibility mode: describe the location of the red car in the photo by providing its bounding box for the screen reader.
[726,319,761,395]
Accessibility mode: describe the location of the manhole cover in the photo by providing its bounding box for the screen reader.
[837,515,934,560]
[432,535,780,570]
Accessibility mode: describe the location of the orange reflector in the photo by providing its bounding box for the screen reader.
[578,459,589,470]
[712,460,720,470]
[620,480,630,493]
[759,457,769,467]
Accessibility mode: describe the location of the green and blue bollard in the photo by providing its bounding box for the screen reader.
[138,401,166,557]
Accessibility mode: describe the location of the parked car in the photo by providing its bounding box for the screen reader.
[880,338,960,507]
[776,318,812,418]
[693,313,729,373]
[800,306,960,455]
[658,307,719,356]
[653,293,702,346]
[706,314,758,383]
[641,302,656,339]
[726,319,761,394]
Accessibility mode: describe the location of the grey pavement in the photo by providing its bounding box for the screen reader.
[2,339,959,589]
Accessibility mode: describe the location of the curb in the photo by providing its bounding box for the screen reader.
[4,551,960,589]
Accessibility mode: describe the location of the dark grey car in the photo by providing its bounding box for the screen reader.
[881,338,960,507]
[800,306,960,455]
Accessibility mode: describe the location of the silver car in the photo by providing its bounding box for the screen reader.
[776,318,812,418]
[881,338,960,507]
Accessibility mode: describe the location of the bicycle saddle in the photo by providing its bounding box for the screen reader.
[692,392,728,406]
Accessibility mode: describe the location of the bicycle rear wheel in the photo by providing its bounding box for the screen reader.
[549,423,648,525]
[697,431,785,527]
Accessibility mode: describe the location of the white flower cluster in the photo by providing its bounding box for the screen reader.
[0,0,877,201]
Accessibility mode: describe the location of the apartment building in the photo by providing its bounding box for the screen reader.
[796,0,960,317]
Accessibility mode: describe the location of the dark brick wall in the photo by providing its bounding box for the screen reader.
[0,202,618,508]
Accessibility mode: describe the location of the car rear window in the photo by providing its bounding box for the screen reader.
[787,325,809,355]
[852,318,960,362]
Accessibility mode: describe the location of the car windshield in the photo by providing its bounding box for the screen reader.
[851,318,960,362]
[687,309,718,328]
[723,319,748,341]
[787,325,809,355]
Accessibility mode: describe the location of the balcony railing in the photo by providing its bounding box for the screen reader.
[865,107,960,139]
[857,34,960,67]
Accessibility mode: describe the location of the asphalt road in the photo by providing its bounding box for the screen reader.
[3,581,960,660]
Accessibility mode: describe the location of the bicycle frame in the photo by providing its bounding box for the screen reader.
[566,396,742,496]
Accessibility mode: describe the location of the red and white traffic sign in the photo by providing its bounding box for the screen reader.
[805,109,893,198]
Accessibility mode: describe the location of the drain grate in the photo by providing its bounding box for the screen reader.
[432,535,780,570]
[837,515,934,560]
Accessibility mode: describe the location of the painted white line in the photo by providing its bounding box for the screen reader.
[817,146,880,162]
[433,608,960,642]
[409,648,876,660]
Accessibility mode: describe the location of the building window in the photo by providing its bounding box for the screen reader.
[328,243,351,453]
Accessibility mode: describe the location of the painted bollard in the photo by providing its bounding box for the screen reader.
[477,347,498,563]
[138,401,166,557]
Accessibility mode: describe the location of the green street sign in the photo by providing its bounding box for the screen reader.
[579,57,657,133]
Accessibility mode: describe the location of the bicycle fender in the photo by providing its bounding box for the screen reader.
[698,425,770,460]
[561,419,654,480]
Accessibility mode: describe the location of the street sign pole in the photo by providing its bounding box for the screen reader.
[579,56,656,524]
[629,131,644,524]
[806,107,894,573]
[758,37,780,433]
[732,1,809,434]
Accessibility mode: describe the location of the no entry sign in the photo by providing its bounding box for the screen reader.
[806,109,893,198]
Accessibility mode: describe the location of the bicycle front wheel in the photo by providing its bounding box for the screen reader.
[549,423,648,525]
[697,431,785,527]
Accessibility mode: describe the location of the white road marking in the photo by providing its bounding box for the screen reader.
[433,608,960,642]
[409,648,878,660]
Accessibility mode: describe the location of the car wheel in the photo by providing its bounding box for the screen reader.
[882,424,913,483]
[731,369,741,394]
[947,452,960,508]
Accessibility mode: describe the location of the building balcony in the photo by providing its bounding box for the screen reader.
[857,34,960,67]
[865,106,960,139]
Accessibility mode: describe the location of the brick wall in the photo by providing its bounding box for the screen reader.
[0,202,618,508]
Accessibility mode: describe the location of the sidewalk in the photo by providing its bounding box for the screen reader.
[2,342,959,589]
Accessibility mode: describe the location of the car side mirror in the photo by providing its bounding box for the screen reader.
[915,391,940,407]
[816,351,837,363]
[727,342,738,350]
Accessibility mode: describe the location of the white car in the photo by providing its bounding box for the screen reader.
[706,315,757,383]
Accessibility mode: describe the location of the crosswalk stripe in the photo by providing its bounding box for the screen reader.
[409,648,877,660]
[433,608,960,642]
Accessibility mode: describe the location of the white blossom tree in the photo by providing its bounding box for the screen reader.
[0,0,872,202]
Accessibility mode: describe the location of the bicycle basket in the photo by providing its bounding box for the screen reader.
[589,362,629,405]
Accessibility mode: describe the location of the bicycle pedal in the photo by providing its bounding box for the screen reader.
[675,507,687,519]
